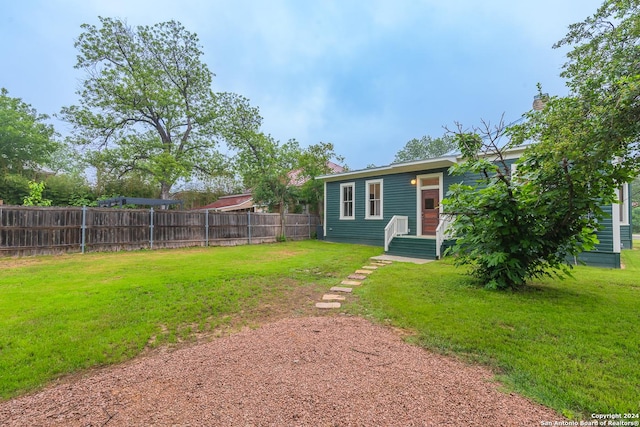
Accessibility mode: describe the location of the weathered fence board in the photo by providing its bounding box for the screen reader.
[0,206,321,257]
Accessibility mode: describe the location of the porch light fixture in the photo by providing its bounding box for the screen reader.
[410,179,417,185]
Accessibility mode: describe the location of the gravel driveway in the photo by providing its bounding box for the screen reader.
[1,316,565,426]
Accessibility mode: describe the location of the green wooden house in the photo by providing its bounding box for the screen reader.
[318,148,633,269]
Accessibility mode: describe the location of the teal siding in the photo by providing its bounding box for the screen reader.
[592,204,615,253]
[325,162,621,268]
[575,251,621,269]
[325,168,450,246]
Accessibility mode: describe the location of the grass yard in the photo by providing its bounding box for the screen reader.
[0,240,381,400]
[2,238,638,419]
[349,244,640,419]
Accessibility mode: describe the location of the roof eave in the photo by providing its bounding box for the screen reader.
[318,156,459,182]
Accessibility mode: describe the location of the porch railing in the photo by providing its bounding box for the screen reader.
[435,214,454,259]
[384,215,409,251]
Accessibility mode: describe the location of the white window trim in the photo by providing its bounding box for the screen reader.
[365,179,384,219]
[339,182,355,220]
[323,181,327,236]
[415,172,443,236]
[619,184,630,225]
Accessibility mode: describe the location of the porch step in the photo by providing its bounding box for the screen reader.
[387,236,437,260]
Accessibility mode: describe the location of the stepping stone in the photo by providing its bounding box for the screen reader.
[362,265,378,270]
[355,269,373,275]
[322,294,346,301]
[371,262,387,267]
[341,280,362,286]
[347,274,367,280]
[374,260,393,264]
[316,302,341,309]
[330,286,353,293]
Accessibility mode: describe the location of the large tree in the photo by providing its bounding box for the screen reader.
[230,131,302,238]
[0,88,59,175]
[444,117,605,289]
[554,0,640,162]
[297,142,345,218]
[393,135,455,163]
[443,0,640,289]
[60,17,256,199]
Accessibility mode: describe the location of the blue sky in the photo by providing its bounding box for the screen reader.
[1,0,603,171]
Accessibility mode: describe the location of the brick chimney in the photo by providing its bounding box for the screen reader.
[533,93,549,111]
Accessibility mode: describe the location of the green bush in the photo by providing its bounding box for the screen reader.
[0,174,30,205]
[632,206,640,233]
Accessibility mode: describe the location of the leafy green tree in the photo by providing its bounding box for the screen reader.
[60,17,256,200]
[444,116,607,289]
[297,142,345,218]
[442,1,640,289]
[632,207,640,233]
[0,88,59,175]
[97,171,159,201]
[393,135,455,163]
[630,176,640,232]
[23,181,52,207]
[43,173,94,206]
[554,0,639,160]
[0,174,30,205]
[229,131,302,239]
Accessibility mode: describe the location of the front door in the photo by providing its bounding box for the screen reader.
[421,189,439,235]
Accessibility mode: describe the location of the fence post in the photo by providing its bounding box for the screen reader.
[205,209,209,247]
[308,213,311,239]
[247,210,252,244]
[81,206,87,254]
[150,207,154,249]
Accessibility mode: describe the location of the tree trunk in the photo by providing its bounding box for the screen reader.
[160,182,172,209]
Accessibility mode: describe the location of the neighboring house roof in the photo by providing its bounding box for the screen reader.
[288,161,345,186]
[198,193,255,212]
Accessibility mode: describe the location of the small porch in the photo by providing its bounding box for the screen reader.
[384,215,454,260]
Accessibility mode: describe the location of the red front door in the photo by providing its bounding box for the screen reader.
[421,189,439,235]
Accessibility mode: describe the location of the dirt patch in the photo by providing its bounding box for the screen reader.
[0,316,565,426]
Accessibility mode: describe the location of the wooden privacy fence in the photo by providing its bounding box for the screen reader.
[0,206,321,257]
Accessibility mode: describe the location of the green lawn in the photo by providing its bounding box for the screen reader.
[0,241,381,399]
[349,244,640,418]
[2,240,638,419]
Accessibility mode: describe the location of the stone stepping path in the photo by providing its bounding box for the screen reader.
[341,280,361,286]
[322,294,346,301]
[315,302,341,309]
[354,269,373,275]
[316,258,392,310]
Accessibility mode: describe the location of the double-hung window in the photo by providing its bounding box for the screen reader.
[340,182,355,219]
[366,179,383,219]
